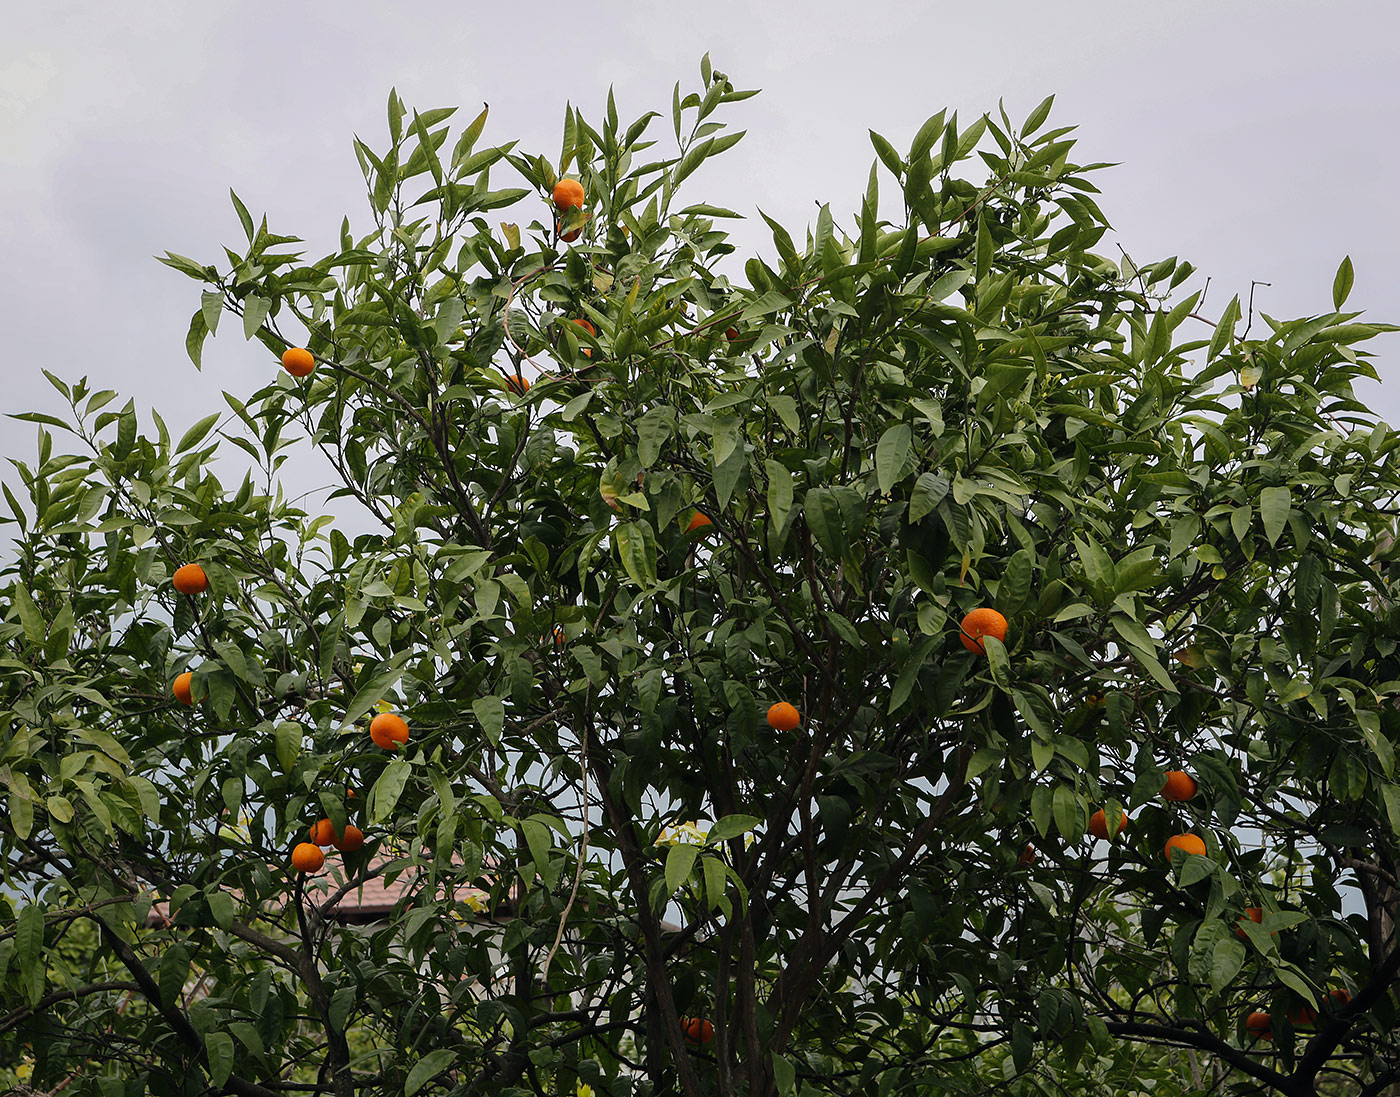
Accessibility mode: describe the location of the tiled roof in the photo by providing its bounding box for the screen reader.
[146,853,502,927]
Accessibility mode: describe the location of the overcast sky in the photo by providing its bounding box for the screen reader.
[3,1,1399,524]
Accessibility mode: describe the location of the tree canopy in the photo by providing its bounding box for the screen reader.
[4,58,1400,1097]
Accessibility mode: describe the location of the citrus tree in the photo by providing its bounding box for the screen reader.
[4,58,1400,1097]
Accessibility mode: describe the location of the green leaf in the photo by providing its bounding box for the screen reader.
[876,422,912,495]
[708,815,761,843]
[472,696,505,745]
[1259,485,1291,547]
[230,188,254,241]
[208,891,235,931]
[908,473,950,524]
[665,842,700,897]
[1021,94,1055,137]
[185,309,208,369]
[13,585,46,644]
[615,520,658,587]
[405,1049,459,1097]
[10,791,33,841]
[340,653,411,732]
[766,393,800,435]
[869,130,904,176]
[773,1055,796,1095]
[74,726,131,766]
[370,758,412,825]
[206,1031,234,1087]
[15,902,44,1002]
[1333,255,1354,309]
[999,549,1033,616]
[765,459,794,534]
[804,487,845,558]
[200,290,223,335]
[176,413,221,453]
[159,943,191,1009]
[275,722,302,773]
[242,295,271,340]
[1210,935,1246,993]
[984,636,1011,691]
[889,637,936,713]
[522,816,553,869]
[1177,854,1216,887]
[1209,296,1241,360]
[1110,614,1156,657]
[1053,785,1083,839]
[636,408,672,467]
[1073,535,1116,594]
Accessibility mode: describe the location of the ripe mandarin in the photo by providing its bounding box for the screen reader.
[552,178,586,210]
[1245,1011,1273,1041]
[1161,770,1198,801]
[282,347,316,378]
[172,564,209,595]
[1088,808,1128,840]
[332,824,365,852]
[571,318,596,357]
[1164,832,1207,861]
[172,671,195,706]
[681,1017,714,1045]
[291,842,325,873]
[685,511,713,533]
[959,608,1007,654]
[369,712,410,750]
[767,702,800,731]
[505,374,530,395]
[309,819,336,846]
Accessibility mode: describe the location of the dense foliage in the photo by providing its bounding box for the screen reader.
[4,59,1400,1097]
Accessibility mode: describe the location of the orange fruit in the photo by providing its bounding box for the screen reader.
[681,1016,714,1045]
[1088,808,1127,840]
[552,178,586,210]
[557,219,582,243]
[1330,988,1351,1006]
[1164,832,1207,861]
[309,819,336,846]
[1289,1002,1316,1026]
[172,564,209,595]
[767,702,800,731]
[571,318,596,358]
[282,347,316,377]
[1161,770,1198,801]
[505,373,530,395]
[1234,905,1283,941]
[959,608,1008,654]
[1017,844,1036,867]
[172,671,195,706]
[1245,1011,1272,1041]
[332,824,365,852]
[685,511,713,533]
[369,712,410,750]
[725,327,740,341]
[291,842,325,873]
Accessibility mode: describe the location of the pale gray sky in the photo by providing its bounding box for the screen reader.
[3,1,1398,519]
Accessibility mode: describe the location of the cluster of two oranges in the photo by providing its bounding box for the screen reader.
[1246,988,1352,1042]
[169,563,210,705]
